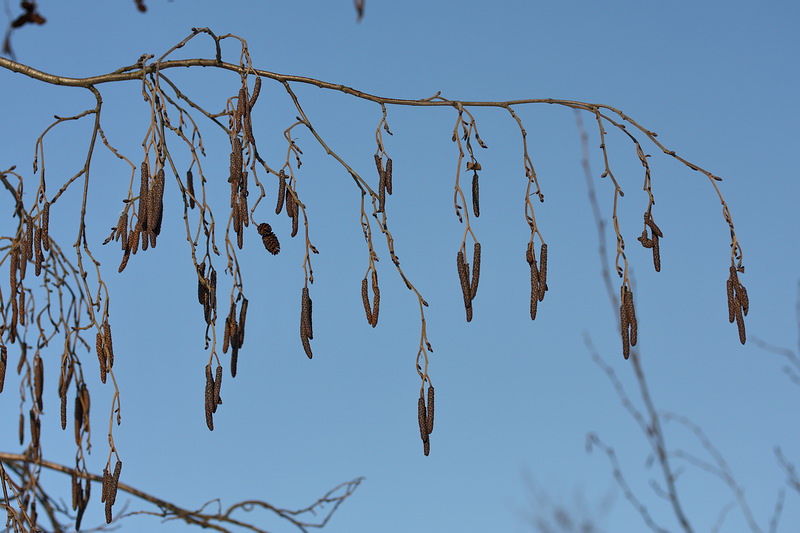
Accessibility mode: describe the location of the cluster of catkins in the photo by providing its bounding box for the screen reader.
[456,243,481,322]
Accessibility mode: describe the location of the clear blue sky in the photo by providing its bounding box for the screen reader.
[1,1,798,532]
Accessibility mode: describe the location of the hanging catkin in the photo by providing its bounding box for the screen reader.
[300,287,313,358]
[457,250,473,322]
[186,169,196,209]
[470,242,481,299]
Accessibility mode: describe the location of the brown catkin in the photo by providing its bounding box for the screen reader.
[101,467,110,503]
[34,227,43,276]
[417,395,429,442]
[423,439,430,456]
[361,277,373,325]
[18,290,26,326]
[471,172,480,217]
[385,157,393,195]
[470,242,481,300]
[302,287,313,340]
[736,306,746,344]
[375,154,386,212]
[34,355,43,410]
[19,412,24,445]
[231,349,239,378]
[457,251,472,321]
[118,245,131,273]
[138,161,150,232]
[426,385,435,435]
[726,278,735,323]
[110,460,122,505]
[738,283,749,316]
[103,321,114,370]
[96,331,107,384]
[249,77,262,109]
[204,364,214,431]
[60,384,67,430]
[291,208,299,238]
[71,470,79,510]
[301,287,313,359]
[238,298,248,346]
[0,345,6,393]
[652,236,661,272]
[371,270,380,327]
[213,365,223,409]
[230,137,243,194]
[625,289,638,347]
[539,243,548,301]
[25,215,34,260]
[151,168,165,237]
[276,172,287,215]
[530,254,540,320]
[30,409,40,450]
[186,169,196,209]
[285,185,296,218]
[128,227,140,256]
[41,201,50,251]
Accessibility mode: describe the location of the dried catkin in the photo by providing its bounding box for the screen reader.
[71,470,79,510]
[60,383,67,430]
[96,331,107,384]
[426,385,435,435]
[652,236,661,272]
[18,290,26,326]
[103,321,114,370]
[34,355,43,410]
[138,161,150,232]
[204,364,214,431]
[238,298,248,346]
[150,168,165,237]
[539,243,548,301]
[457,250,473,322]
[34,226,43,276]
[727,266,748,344]
[470,242,481,299]
[471,172,480,217]
[213,365,223,410]
[417,395,429,443]
[302,287,313,340]
[186,169,196,209]
[249,77,262,109]
[376,154,386,213]
[276,172,287,215]
[0,345,6,393]
[285,185,296,218]
[385,157,393,195]
[104,460,121,523]
[41,201,50,251]
[625,288,638,347]
[361,277,373,325]
[370,270,380,327]
[300,287,313,359]
[101,467,110,503]
[291,207,299,238]
[529,245,540,320]
[19,412,24,445]
[25,215,34,260]
[128,228,140,256]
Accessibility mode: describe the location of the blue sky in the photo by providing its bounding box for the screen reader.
[1,1,799,532]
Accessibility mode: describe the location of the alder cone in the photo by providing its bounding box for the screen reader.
[258,222,280,255]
